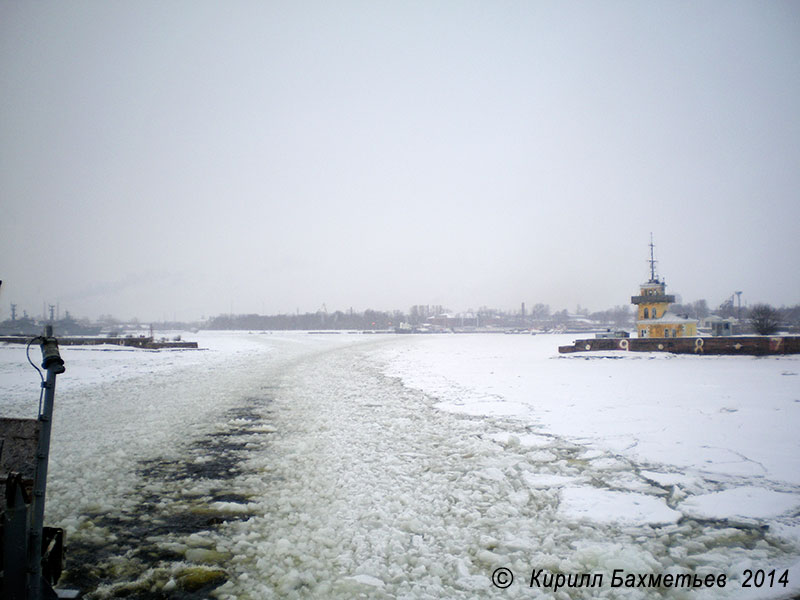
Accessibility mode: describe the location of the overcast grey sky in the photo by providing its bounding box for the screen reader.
[1,1,799,321]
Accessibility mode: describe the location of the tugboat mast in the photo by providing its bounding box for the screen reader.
[648,233,659,283]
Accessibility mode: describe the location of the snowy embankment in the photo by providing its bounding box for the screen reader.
[2,332,799,599]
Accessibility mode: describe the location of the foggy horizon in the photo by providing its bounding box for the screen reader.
[2,2,799,322]
[0,285,781,325]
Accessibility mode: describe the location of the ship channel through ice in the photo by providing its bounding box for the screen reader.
[1,331,799,598]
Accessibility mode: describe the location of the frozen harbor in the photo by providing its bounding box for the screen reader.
[1,332,799,599]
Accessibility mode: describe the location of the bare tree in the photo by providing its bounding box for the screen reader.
[531,303,551,320]
[692,299,710,319]
[749,303,780,335]
[716,296,736,319]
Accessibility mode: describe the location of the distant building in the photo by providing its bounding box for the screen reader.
[427,313,478,329]
[699,315,739,337]
[630,238,698,338]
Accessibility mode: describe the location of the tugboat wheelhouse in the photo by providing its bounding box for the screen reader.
[631,237,697,338]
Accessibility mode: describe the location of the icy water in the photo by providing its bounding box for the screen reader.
[3,332,798,599]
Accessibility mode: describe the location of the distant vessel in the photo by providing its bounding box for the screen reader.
[48,312,102,336]
[0,307,101,337]
[0,319,39,336]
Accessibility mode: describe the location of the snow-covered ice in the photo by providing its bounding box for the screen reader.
[377,334,800,487]
[1,331,798,598]
[559,487,681,525]
[680,487,800,521]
